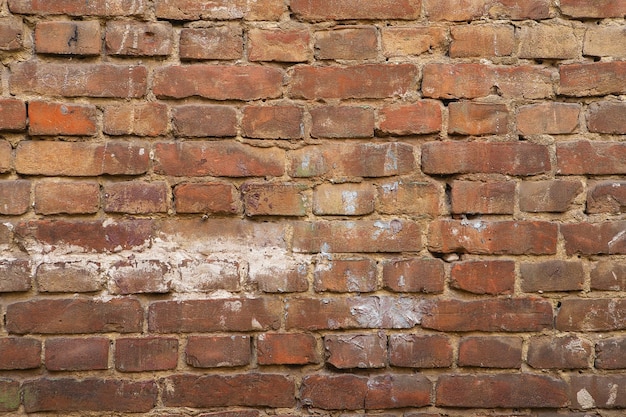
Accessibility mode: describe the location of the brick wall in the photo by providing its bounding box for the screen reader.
[0,0,625,415]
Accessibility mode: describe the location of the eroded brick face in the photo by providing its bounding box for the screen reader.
[1,2,625,416]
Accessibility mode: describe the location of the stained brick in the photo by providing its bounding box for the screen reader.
[450,260,515,295]
[315,27,377,60]
[180,27,243,60]
[0,98,26,131]
[35,21,101,55]
[314,258,377,293]
[45,337,109,371]
[458,336,522,368]
[0,180,30,215]
[382,258,445,294]
[389,334,453,368]
[172,105,237,137]
[106,21,172,56]
[155,0,284,21]
[104,103,168,136]
[291,0,421,20]
[186,335,250,368]
[34,181,99,215]
[259,333,319,365]
[248,28,310,62]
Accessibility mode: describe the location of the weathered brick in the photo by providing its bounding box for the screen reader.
[0,98,26,131]
[382,26,447,57]
[520,260,584,293]
[458,336,522,368]
[0,17,23,51]
[154,141,285,177]
[155,0,284,21]
[561,0,626,18]
[180,26,243,60]
[172,105,237,137]
[556,299,626,331]
[591,261,626,291]
[389,334,453,368]
[0,140,9,173]
[103,181,168,214]
[451,181,515,214]
[518,23,579,59]
[560,62,626,96]
[186,335,250,368]
[561,221,626,255]
[104,103,168,136]
[0,337,41,369]
[23,378,157,413]
[28,101,96,136]
[569,375,626,409]
[558,141,626,175]
[162,374,295,408]
[528,336,592,369]
[0,380,19,412]
[325,333,386,369]
[584,25,626,58]
[115,337,177,372]
[36,262,102,293]
[11,62,147,98]
[10,0,145,15]
[108,259,172,295]
[106,21,172,56]
[313,183,375,216]
[517,102,580,135]
[250,260,309,293]
[290,64,418,99]
[378,101,442,136]
[45,337,109,371]
[422,298,553,332]
[436,374,568,408]
[174,182,240,214]
[258,333,319,365]
[428,220,558,255]
[0,180,30,215]
[248,28,310,62]
[450,24,514,57]
[6,298,143,334]
[423,141,550,175]
[382,258,445,294]
[314,258,377,293]
[519,180,582,212]
[587,101,626,134]
[0,259,30,292]
[34,181,99,215]
[175,258,241,292]
[450,260,515,295]
[154,65,283,100]
[35,21,101,55]
[291,0,421,20]
[377,181,441,216]
[596,336,626,369]
[242,106,304,139]
[315,26,377,60]
[242,183,307,216]
[310,105,374,138]
[448,101,509,135]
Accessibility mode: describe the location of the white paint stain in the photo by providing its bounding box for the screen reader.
[607,384,618,406]
[342,191,358,215]
[577,388,596,409]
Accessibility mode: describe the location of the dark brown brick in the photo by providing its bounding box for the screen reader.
[258,333,319,365]
[45,337,109,371]
[389,334,453,368]
[186,335,250,368]
[325,333,386,369]
[458,336,522,368]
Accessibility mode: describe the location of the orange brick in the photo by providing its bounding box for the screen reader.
[28,101,97,136]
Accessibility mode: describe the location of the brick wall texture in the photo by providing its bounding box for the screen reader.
[0,0,625,415]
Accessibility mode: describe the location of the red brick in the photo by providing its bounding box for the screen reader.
[561,0,626,18]
[258,333,319,365]
[154,65,283,100]
[0,140,9,173]
[115,337,177,372]
[104,103,168,136]
[314,258,377,293]
[162,374,295,408]
[596,336,626,369]
[45,337,109,371]
[149,298,281,333]
[250,260,309,293]
[0,98,26,131]
[180,27,243,60]
[315,27,377,60]
[242,183,307,216]
[560,62,626,96]
[433,0,551,20]
[450,260,515,295]
[569,375,626,409]
[103,181,168,214]
[106,21,172,56]
[248,28,309,62]
[0,17,23,51]
[422,141,550,175]
[382,26,447,57]
[11,61,147,98]
[325,333,386,369]
[378,101,442,136]
[28,101,96,136]
[155,0,284,21]
[587,101,626,134]
[302,374,367,410]
[451,181,515,214]
[9,0,146,15]
[429,220,558,255]
[242,106,304,139]
[448,101,509,135]
[558,141,626,175]
[561,221,626,255]
[34,181,99,215]
[528,336,592,369]
[517,102,580,135]
[310,105,374,138]
[35,21,101,55]
[450,24,514,57]
[0,180,30,215]
[382,258,445,294]
[172,105,237,137]
[36,262,103,293]
[377,181,441,216]
[389,334,452,368]
[367,375,433,409]
[519,180,582,212]
[293,220,421,253]
[556,299,626,331]
[286,296,423,330]
[0,337,41,369]
[313,183,375,216]
[290,64,418,100]
[154,141,285,177]
[423,63,555,99]
[518,23,579,59]
[22,378,157,413]
[422,298,553,332]
[584,26,626,58]
[290,143,415,178]
[108,259,172,295]
[291,0,421,20]
[174,182,240,214]
[0,259,30,292]
[186,335,250,368]
[436,374,568,408]
[6,298,143,334]
[0,380,19,412]
[591,261,626,291]
[458,336,522,368]
[521,260,584,293]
